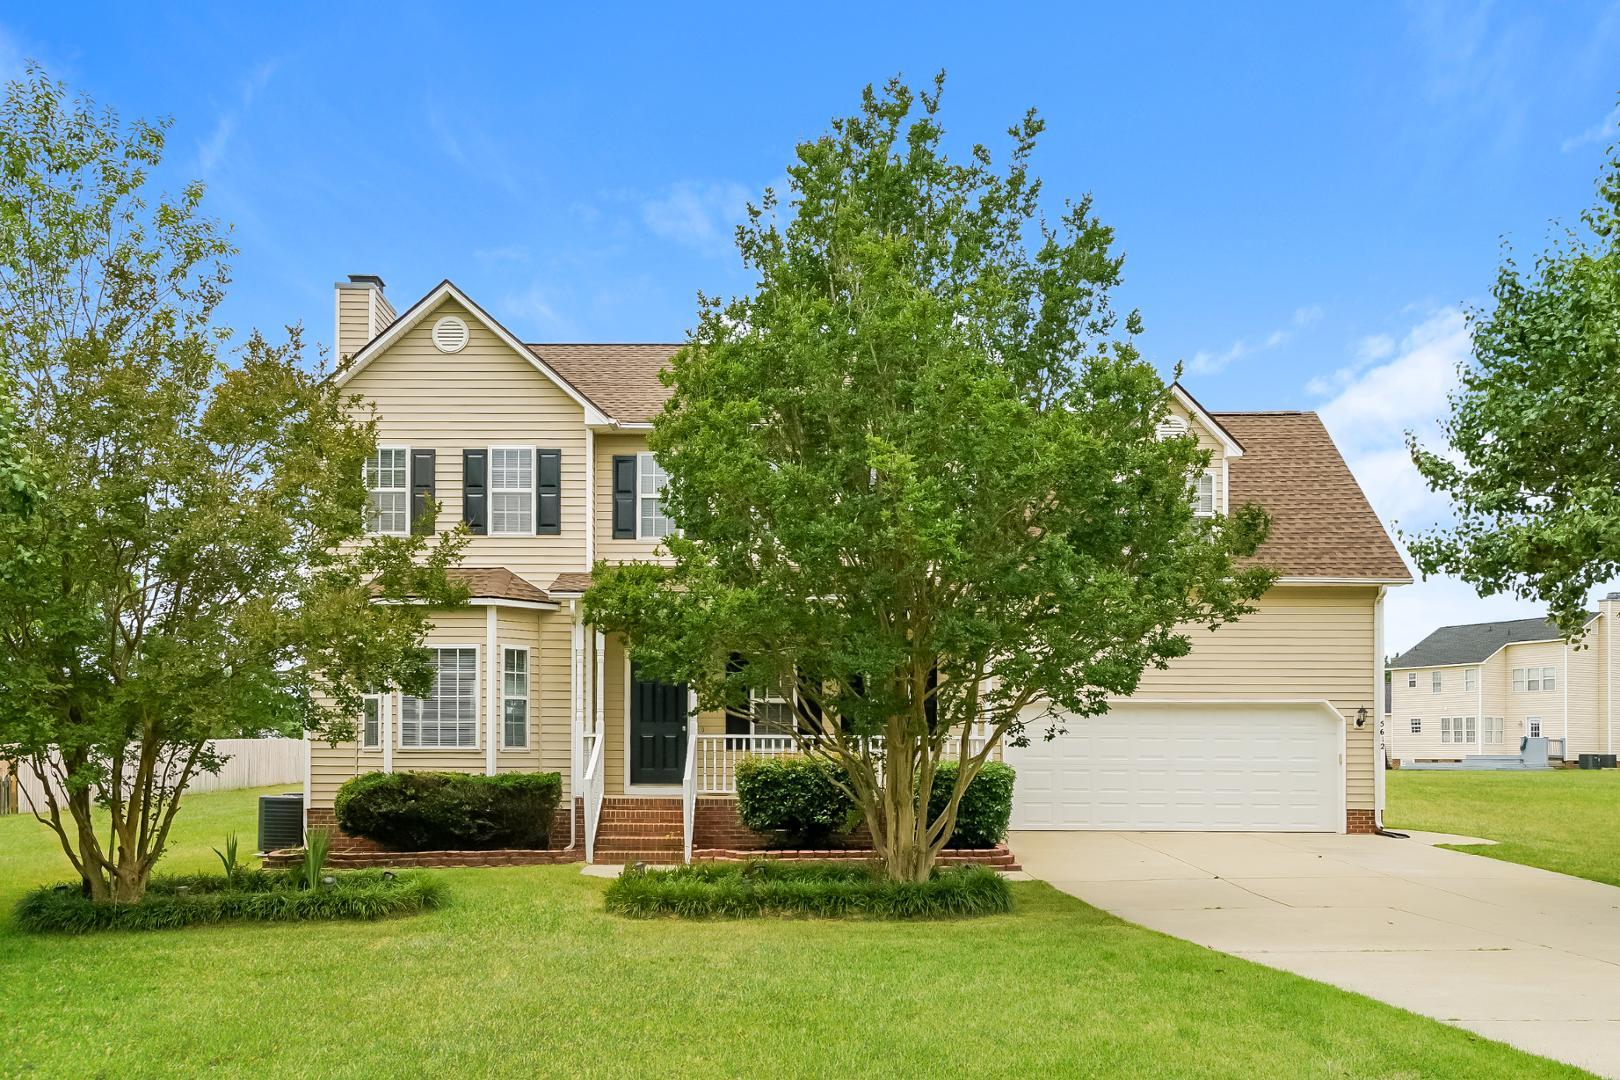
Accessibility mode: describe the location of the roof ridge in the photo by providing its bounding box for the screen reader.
[1212,409,1315,417]
[526,341,683,347]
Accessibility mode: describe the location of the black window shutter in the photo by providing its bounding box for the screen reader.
[611,455,637,539]
[409,449,435,534]
[724,652,751,737]
[536,449,562,535]
[462,449,487,535]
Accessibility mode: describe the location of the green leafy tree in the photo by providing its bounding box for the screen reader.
[585,77,1273,882]
[1407,137,1620,637]
[0,68,466,902]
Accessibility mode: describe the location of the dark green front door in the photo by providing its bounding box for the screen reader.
[630,663,689,784]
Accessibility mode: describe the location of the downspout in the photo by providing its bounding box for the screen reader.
[1563,641,1571,759]
[1476,664,1483,755]
[564,599,584,851]
[1609,605,1614,755]
[486,605,498,776]
[1373,586,1403,836]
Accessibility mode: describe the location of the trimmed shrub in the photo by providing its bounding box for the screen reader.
[334,771,561,851]
[15,869,446,933]
[734,756,859,848]
[604,860,1012,919]
[928,761,1016,848]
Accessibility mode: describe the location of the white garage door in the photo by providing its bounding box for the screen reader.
[1005,701,1343,832]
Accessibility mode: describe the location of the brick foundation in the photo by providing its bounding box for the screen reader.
[1346,808,1377,834]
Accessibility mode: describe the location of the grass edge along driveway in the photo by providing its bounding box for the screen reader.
[1388,768,1620,888]
[0,785,1589,1079]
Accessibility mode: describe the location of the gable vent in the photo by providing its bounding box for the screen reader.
[1154,415,1189,439]
[432,315,470,354]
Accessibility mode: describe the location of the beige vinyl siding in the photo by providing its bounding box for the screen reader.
[1388,657,1499,761]
[345,297,589,587]
[593,432,674,566]
[1166,401,1225,511]
[1507,639,1577,757]
[600,632,726,795]
[335,286,374,360]
[309,605,574,808]
[1133,584,1378,810]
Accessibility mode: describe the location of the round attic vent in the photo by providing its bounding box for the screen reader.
[432,315,469,354]
[1154,415,1189,439]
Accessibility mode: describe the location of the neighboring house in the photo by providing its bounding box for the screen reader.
[1388,604,1620,763]
[310,275,1411,859]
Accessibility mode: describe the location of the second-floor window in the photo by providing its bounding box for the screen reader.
[1192,471,1215,518]
[1407,672,1417,688]
[366,447,409,535]
[1513,666,1557,692]
[1464,668,1477,692]
[638,452,676,539]
[490,447,534,535]
[1432,671,1442,694]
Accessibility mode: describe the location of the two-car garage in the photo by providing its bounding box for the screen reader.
[1003,701,1345,832]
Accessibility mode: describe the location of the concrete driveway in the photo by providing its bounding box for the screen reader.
[1012,829,1620,1078]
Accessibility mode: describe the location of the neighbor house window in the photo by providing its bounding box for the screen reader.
[1439,716,1453,743]
[361,695,382,750]
[1527,716,1542,738]
[1484,716,1503,744]
[502,647,529,749]
[1192,472,1215,518]
[1513,668,1526,692]
[1541,666,1556,692]
[1432,671,1442,694]
[489,447,534,535]
[399,647,478,748]
[1464,716,1477,744]
[637,452,676,539]
[1464,668,1477,693]
[1407,672,1417,688]
[365,447,409,535]
[1527,668,1542,691]
[1409,718,1421,735]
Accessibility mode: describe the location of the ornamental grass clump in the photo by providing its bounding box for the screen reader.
[15,868,446,934]
[604,860,1011,920]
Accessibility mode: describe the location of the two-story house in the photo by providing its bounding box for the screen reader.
[1388,604,1619,764]
[309,275,1411,860]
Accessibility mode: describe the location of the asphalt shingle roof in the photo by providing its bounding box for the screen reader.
[1390,614,1592,668]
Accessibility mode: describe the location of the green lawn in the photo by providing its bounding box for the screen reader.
[1387,768,1620,887]
[0,788,1585,1079]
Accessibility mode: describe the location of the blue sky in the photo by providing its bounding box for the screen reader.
[8,2,1620,650]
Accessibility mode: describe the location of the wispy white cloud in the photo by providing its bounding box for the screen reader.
[196,60,277,176]
[425,103,523,197]
[640,180,751,256]
[0,25,26,84]
[1303,332,1399,396]
[1187,305,1322,376]
[1311,307,1619,649]
[498,281,577,339]
[1562,101,1620,153]
[473,245,531,265]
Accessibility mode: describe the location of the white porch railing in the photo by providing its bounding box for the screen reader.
[580,727,605,863]
[681,719,699,863]
[688,733,989,796]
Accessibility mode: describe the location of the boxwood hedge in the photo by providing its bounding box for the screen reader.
[604,860,1012,919]
[334,770,561,850]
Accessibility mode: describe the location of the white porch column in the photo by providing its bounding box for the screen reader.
[594,629,606,735]
[486,605,498,775]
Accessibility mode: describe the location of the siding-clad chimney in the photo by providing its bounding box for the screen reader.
[333,274,396,361]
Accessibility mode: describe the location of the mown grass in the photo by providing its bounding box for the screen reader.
[1387,768,1620,887]
[0,785,1585,1078]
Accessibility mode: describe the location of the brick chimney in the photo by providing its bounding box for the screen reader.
[333,274,397,361]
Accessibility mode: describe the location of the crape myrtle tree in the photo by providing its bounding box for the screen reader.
[0,68,466,902]
[584,76,1274,882]
[1407,133,1620,638]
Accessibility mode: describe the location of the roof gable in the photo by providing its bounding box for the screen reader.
[332,280,610,425]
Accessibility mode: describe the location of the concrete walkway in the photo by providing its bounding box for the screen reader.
[1011,829,1620,1078]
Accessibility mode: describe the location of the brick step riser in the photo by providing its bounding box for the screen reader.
[598,813,685,823]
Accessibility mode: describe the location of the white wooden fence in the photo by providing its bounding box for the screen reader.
[7,738,305,814]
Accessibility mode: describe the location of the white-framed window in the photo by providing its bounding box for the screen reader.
[1432,671,1442,694]
[637,452,676,539]
[1192,471,1215,518]
[362,694,382,749]
[1527,716,1542,738]
[1512,668,1526,692]
[489,446,534,535]
[1440,716,1453,743]
[1483,716,1503,744]
[1464,668,1477,692]
[502,646,529,749]
[1407,672,1417,688]
[1527,668,1542,692]
[1541,666,1556,692]
[399,647,478,749]
[750,679,796,736]
[1464,715,1477,743]
[1409,718,1421,734]
[365,447,409,535]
